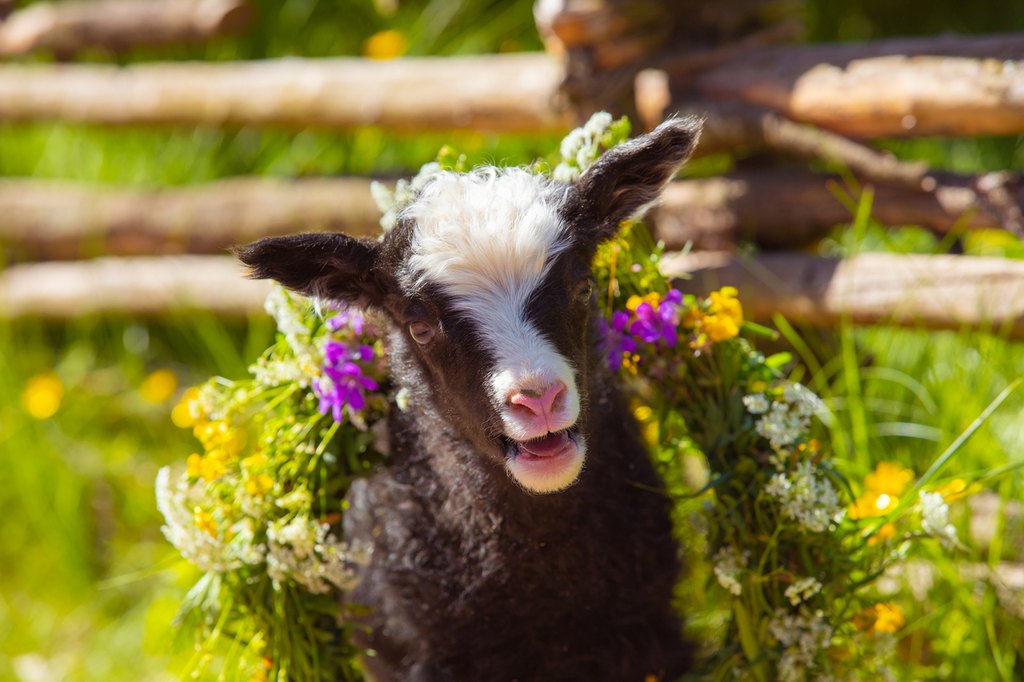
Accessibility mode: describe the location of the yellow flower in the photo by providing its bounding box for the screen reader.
[140,369,178,404]
[626,292,662,312]
[849,491,898,520]
[934,479,981,502]
[196,420,246,459]
[172,387,202,428]
[867,523,897,546]
[703,314,739,343]
[242,452,268,470]
[186,453,203,478]
[246,474,275,496]
[194,509,217,537]
[708,287,743,327]
[199,455,227,482]
[853,603,904,634]
[633,405,653,422]
[362,29,407,60]
[681,305,703,329]
[22,372,64,420]
[865,462,914,496]
[872,603,905,633]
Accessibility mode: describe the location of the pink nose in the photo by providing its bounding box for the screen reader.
[508,382,566,430]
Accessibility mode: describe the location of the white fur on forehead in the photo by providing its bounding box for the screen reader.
[404,167,570,293]
[404,167,579,417]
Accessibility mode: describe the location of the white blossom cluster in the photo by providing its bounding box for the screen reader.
[768,607,834,682]
[155,467,243,573]
[371,161,442,232]
[253,287,321,388]
[713,546,750,596]
[747,382,819,452]
[785,576,823,606]
[156,467,370,593]
[918,490,959,549]
[266,516,370,594]
[552,111,614,182]
[764,461,845,533]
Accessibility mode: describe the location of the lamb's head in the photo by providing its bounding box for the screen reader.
[237,117,701,494]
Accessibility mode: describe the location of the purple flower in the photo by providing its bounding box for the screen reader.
[599,311,639,372]
[316,341,378,422]
[326,308,365,335]
[629,290,683,347]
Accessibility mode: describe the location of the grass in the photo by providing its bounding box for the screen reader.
[2,0,1024,679]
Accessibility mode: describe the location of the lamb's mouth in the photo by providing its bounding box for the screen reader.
[503,428,586,494]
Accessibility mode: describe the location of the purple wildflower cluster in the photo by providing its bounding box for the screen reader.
[315,308,380,423]
[600,289,685,372]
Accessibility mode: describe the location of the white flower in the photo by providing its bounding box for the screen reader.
[783,382,823,418]
[919,490,958,548]
[742,393,770,415]
[755,401,809,451]
[713,546,749,596]
[785,577,823,606]
[768,607,833,682]
[559,128,586,160]
[767,461,844,533]
[582,111,613,138]
[765,473,792,498]
[266,515,369,593]
[155,467,241,573]
[551,162,578,183]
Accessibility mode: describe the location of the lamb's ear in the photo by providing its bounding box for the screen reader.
[572,116,702,243]
[234,232,385,306]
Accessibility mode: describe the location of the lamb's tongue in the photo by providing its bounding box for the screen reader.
[520,431,568,458]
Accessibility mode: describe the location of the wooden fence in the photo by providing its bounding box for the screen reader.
[1,0,1023,340]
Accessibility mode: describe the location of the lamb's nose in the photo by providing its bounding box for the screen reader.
[508,382,566,428]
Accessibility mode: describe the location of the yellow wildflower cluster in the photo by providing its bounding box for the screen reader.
[186,420,247,482]
[854,602,905,635]
[849,462,914,520]
[685,287,744,344]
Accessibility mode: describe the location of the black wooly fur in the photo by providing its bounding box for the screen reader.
[236,117,703,681]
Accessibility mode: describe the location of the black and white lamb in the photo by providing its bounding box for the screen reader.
[236,117,702,681]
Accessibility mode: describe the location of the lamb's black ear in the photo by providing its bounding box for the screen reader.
[234,232,384,306]
[572,116,702,243]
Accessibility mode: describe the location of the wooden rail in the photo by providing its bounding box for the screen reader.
[2,170,1019,258]
[0,34,1022,138]
[0,0,252,57]
[7,253,1024,339]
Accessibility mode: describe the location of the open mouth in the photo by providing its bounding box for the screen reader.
[504,428,585,494]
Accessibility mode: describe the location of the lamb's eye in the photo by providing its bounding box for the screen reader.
[575,279,594,303]
[408,321,436,345]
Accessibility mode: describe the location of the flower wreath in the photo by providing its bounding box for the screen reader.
[159,114,995,682]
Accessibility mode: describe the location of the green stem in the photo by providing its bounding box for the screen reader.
[733,598,767,682]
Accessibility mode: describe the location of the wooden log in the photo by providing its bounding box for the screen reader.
[1,170,1019,258]
[0,0,252,57]
[0,256,268,318]
[6,251,1024,332]
[0,177,382,259]
[653,169,1024,250]
[0,34,1021,137]
[661,251,1024,339]
[671,33,1024,139]
[0,53,573,133]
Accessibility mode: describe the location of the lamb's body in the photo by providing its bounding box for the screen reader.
[238,117,703,681]
[345,332,689,681]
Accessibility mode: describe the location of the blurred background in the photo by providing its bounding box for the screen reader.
[1,0,1024,680]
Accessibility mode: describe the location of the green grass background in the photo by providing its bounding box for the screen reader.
[1,1,1024,680]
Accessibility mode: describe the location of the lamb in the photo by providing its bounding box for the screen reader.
[236,117,702,681]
